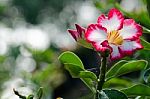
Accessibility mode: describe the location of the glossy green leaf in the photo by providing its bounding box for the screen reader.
[59,52,96,93]
[98,89,128,99]
[58,51,84,69]
[78,39,93,49]
[143,68,150,83]
[64,64,96,93]
[106,60,128,80]
[115,60,147,77]
[120,84,150,96]
[79,71,97,82]
[104,78,133,88]
[64,63,85,78]
[81,78,96,93]
[141,38,150,50]
[106,60,147,81]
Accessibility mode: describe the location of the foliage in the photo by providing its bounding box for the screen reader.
[2,0,150,99]
[58,0,150,98]
[58,51,150,98]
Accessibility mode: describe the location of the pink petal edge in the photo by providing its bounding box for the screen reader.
[121,19,142,40]
[97,8,124,31]
[108,8,124,30]
[85,24,107,43]
[109,45,124,60]
[119,39,143,56]
[92,40,110,52]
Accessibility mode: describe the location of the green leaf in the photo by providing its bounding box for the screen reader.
[79,71,97,82]
[27,95,34,99]
[143,26,150,34]
[146,0,150,16]
[120,84,150,96]
[115,60,147,77]
[64,64,96,93]
[135,96,150,99]
[143,68,150,83]
[141,38,150,50]
[98,89,128,99]
[37,87,43,99]
[58,51,84,69]
[64,63,85,78]
[106,60,128,80]
[59,52,96,93]
[106,60,147,81]
[81,78,96,93]
[78,39,93,49]
[104,78,133,88]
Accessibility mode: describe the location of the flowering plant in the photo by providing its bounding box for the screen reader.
[59,8,150,99]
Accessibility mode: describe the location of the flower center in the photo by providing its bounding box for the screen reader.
[107,30,123,45]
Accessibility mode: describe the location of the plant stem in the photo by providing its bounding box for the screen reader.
[97,56,107,90]
[95,51,108,99]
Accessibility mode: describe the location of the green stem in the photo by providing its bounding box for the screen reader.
[95,51,108,99]
[98,56,107,90]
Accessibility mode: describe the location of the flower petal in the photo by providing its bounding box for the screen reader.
[92,40,109,52]
[119,19,142,40]
[92,42,107,52]
[97,8,124,32]
[119,39,143,56]
[85,24,107,43]
[68,24,86,41]
[68,29,79,41]
[75,24,86,38]
[109,44,123,60]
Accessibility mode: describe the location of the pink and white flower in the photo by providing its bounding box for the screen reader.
[85,8,143,60]
[68,24,86,41]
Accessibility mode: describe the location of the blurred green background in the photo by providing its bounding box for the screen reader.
[0,0,149,99]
